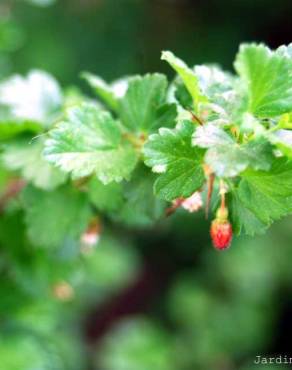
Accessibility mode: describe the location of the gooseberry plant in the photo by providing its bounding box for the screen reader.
[1,42,292,251]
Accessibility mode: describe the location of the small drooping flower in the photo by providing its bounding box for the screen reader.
[80,218,101,254]
[181,191,203,213]
[210,203,232,250]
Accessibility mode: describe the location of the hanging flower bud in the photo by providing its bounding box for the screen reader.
[210,206,233,250]
[181,191,203,213]
[80,218,101,254]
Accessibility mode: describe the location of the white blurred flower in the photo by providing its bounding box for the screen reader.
[81,230,100,247]
[0,70,62,123]
[181,192,203,213]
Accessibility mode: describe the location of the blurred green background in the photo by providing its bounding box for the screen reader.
[1,0,292,369]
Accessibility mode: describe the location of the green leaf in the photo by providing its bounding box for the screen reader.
[88,178,124,212]
[194,65,235,106]
[277,113,292,129]
[194,125,273,177]
[82,72,128,111]
[154,103,177,130]
[205,144,248,178]
[241,137,273,171]
[161,51,207,111]
[2,138,66,190]
[235,43,292,117]
[0,120,42,140]
[0,70,62,126]
[276,43,292,58]
[116,166,165,226]
[22,185,92,248]
[238,158,292,225]
[44,103,138,184]
[119,73,176,133]
[229,191,268,236]
[173,78,193,109]
[143,120,205,201]
[268,129,292,157]
[192,124,234,148]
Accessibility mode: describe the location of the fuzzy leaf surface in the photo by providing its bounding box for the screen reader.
[82,72,129,111]
[235,44,292,117]
[161,51,207,110]
[119,73,176,133]
[143,120,204,200]
[2,138,66,190]
[238,158,292,225]
[44,103,137,183]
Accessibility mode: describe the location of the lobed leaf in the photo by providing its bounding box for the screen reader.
[194,124,273,177]
[82,72,129,111]
[161,51,207,111]
[44,103,138,184]
[22,185,92,249]
[116,166,166,226]
[235,43,292,117]
[237,158,292,225]
[143,120,205,201]
[2,138,66,190]
[119,73,176,133]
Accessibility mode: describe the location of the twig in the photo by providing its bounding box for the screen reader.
[0,178,26,212]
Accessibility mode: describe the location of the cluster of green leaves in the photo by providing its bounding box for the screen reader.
[37,42,292,237]
[0,47,290,274]
[0,69,141,369]
[1,43,292,268]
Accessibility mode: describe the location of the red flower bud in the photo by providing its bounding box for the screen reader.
[210,219,232,250]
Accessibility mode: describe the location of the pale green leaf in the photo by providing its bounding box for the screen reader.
[2,138,66,190]
[235,43,292,117]
[205,144,248,178]
[200,129,273,177]
[276,43,292,58]
[268,129,292,157]
[44,103,138,184]
[192,124,234,148]
[82,72,129,111]
[241,137,273,171]
[194,65,235,106]
[161,51,207,110]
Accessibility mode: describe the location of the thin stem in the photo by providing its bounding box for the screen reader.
[205,173,215,219]
[187,109,204,126]
[219,179,227,210]
[123,132,146,150]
